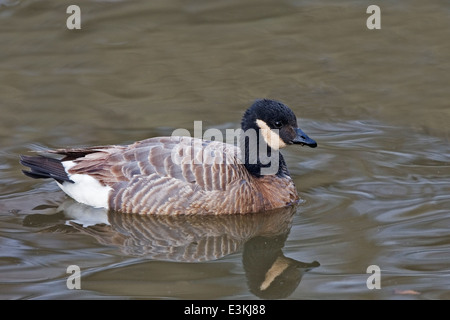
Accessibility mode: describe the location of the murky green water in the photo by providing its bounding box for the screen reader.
[1,0,449,299]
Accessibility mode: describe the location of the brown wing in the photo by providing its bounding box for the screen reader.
[53,136,260,214]
[56,136,245,188]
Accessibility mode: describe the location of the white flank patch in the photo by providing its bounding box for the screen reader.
[56,161,112,209]
[256,119,286,150]
[58,199,110,227]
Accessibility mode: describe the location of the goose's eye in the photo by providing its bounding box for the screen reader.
[273,121,283,129]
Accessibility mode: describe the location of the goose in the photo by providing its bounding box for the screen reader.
[20,99,317,215]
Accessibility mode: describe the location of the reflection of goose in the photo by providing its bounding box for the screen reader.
[45,200,298,261]
[20,99,317,215]
[23,200,319,298]
[243,235,319,299]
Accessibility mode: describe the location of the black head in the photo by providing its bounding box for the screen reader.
[241,99,317,149]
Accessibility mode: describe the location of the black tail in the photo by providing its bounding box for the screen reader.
[20,155,74,184]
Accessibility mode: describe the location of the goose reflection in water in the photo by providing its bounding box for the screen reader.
[23,200,319,299]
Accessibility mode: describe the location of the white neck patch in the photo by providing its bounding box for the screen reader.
[259,256,291,291]
[256,119,286,150]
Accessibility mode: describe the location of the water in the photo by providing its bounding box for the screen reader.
[1,0,449,299]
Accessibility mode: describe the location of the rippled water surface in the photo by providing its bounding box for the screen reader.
[1,0,449,299]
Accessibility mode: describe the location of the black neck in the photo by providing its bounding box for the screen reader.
[240,132,289,178]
